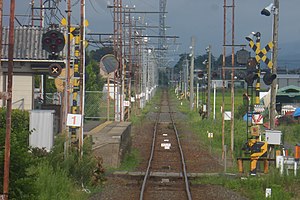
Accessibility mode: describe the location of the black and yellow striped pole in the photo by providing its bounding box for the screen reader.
[248,32,261,105]
[70,27,81,143]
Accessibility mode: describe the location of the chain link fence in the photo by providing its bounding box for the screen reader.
[84,91,114,120]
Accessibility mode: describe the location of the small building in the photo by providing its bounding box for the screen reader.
[276,85,300,114]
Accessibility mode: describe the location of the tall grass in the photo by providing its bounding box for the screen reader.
[32,161,87,200]
[118,149,141,171]
[192,169,299,200]
[171,87,300,199]
[171,88,248,158]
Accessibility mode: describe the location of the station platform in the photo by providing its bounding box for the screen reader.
[85,121,132,168]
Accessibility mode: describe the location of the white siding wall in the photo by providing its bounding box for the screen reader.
[0,74,33,110]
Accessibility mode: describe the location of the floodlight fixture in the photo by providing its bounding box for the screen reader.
[261,3,274,16]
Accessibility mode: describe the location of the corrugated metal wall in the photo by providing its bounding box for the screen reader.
[1,26,65,60]
[29,110,55,151]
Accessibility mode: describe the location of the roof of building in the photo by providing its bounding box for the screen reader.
[277,85,300,97]
[1,26,65,60]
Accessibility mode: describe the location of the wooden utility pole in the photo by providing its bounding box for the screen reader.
[0,0,3,102]
[3,0,15,199]
[189,36,195,111]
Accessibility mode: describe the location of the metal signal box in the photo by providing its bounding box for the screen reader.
[265,130,282,145]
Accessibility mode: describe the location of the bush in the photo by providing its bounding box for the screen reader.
[0,108,37,199]
[32,161,87,200]
[47,134,99,186]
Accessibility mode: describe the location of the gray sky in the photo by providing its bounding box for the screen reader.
[3,0,300,67]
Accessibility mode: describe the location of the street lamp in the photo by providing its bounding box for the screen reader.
[261,0,279,130]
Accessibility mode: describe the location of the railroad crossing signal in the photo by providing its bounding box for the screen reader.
[245,33,276,86]
[248,40,274,69]
[245,57,258,85]
[263,70,277,85]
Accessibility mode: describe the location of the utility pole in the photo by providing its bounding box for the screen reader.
[112,0,123,121]
[0,0,3,106]
[3,1,15,199]
[63,0,72,157]
[79,0,85,154]
[221,0,227,160]
[230,0,235,156]
[207,45,212,118]
[158,0,167,69]
[185,55,188,99]
[222,0,235,159]
[270,0,279,130]
[189,36,195,111]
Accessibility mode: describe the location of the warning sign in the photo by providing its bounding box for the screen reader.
[252,114,263,125]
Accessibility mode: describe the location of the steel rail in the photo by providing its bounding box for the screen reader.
[139,107,160,200]
[168,94,192,200]
[139,90,192,200]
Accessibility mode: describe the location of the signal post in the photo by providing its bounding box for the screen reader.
[241,32,276,175]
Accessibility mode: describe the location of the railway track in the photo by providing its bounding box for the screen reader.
[139,90,192,200]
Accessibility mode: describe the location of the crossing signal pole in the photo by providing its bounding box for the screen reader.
[244,31,277,175]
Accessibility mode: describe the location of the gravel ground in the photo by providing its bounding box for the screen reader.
[89,90,248,200]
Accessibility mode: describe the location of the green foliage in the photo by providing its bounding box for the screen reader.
[0,108,37,199]
[87,47,113,63]
[173,87,300,199]
[85,59,105,91]
[84,92,103,118]
[130,89,162,125]
[193,171,298,200]
[0,108,103,199]
[118,149,141,171]
[32,161,87,200]
[278,123,300,146]
[47,135,97,186]
[173,89,248,158]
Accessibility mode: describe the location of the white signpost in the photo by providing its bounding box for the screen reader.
[67,114,82,127]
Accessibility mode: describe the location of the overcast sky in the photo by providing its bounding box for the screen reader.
[3,0,300,67]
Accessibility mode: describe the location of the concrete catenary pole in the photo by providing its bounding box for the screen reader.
[221,0,227,160]
[190,36,195,111]
[79,0,86,154]
[270,0,279,130]
[207,45,212,118]
[230,0,235,155]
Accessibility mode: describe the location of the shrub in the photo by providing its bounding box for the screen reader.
[0,108,37,199]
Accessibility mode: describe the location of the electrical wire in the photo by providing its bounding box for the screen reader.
[88,0,102,15]
[72,0,80,7]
